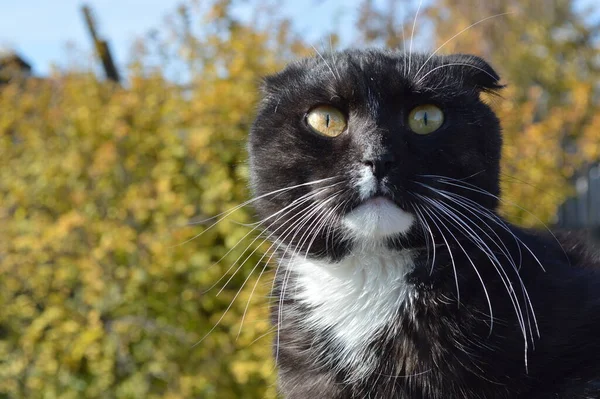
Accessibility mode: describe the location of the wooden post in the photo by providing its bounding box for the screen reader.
[82,5,121,84]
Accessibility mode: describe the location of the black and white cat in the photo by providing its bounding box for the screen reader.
[247,49,600,398]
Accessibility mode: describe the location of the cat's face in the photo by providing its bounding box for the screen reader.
[248,50,503,259]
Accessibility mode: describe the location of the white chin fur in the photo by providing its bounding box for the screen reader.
[342,197,414,238]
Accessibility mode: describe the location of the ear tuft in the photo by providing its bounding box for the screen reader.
[444,54,504,93]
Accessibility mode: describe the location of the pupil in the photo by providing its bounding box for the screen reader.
[326,114,330,127]
[423,112,428,126]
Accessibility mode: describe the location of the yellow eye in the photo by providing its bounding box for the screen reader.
[306,105,347,137]
[408,104,444,134]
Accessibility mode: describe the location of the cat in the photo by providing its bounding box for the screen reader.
[247,49,600,398]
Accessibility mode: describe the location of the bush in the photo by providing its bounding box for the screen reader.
[0,2,303,396]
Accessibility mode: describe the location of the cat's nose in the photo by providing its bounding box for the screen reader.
[362,153,395,179]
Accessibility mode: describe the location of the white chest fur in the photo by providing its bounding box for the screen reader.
[288,247,415,378]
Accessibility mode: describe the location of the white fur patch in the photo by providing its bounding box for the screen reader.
[344,167,415,238]
[343,197,415,238]
[290,247,415,379]
[356,166,378,200]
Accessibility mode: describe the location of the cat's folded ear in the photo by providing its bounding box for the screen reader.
[444,54,504,94]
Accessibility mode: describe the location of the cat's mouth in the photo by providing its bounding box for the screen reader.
[362,195,395,207]
[342,194,415,238]
[357,187,405,209]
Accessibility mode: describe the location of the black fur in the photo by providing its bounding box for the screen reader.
[247,49,600,398]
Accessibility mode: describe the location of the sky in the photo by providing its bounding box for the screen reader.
[1,1,598,77]
[0,0,359,76]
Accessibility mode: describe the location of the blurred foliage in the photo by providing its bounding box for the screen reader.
[0,0,599,398]
[0,1,305,397]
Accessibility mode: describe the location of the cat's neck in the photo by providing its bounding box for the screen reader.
[284,246,416,379]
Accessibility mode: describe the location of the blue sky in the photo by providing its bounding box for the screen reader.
[1,1,598,77]
[1,0,173,74]
[0,0,360,76]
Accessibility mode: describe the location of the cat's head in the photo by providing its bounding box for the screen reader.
[248,49,503,259]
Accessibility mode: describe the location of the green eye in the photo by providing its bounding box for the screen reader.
[408,104,444,134]
[306,105,347,137]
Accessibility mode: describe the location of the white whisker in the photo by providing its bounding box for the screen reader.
[413,205,437,276]
[312,44,339,82]
[418,204,461,306]
[273,191,342,365]
[206,186,335,295]
[407,0,423,78]
[419,198,494,334]
[422,174,560,270]
[415,62,499,87]
[427,187,540,340]
[177,176,341,247]
[195,181,344,348]
[414,12,512,81]
[423,196,526,334]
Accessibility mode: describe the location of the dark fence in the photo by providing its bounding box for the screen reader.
[556,163,600,229]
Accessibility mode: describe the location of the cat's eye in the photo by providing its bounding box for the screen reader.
[408,104,444,135]
[306,105,347,137]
